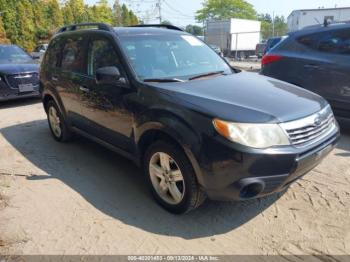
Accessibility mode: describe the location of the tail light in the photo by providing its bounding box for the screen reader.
[262,55,283,66]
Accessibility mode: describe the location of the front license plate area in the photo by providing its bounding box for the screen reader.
[18,84,34,93]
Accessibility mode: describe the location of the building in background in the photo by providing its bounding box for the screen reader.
[205,18,261,59]
[287,7,350,32]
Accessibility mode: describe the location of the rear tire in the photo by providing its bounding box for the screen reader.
[144,140,206,214]
[46,100,72,142]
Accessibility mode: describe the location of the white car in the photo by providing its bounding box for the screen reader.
[31,44,48,60]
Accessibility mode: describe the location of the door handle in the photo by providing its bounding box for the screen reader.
[79,86,90,93]
[304,64,320,69]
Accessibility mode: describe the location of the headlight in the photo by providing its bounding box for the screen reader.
[213,119,290,149]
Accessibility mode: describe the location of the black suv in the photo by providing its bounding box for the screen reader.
[0,44,40,101]
[261,23,350,121]
[40,23,340,214]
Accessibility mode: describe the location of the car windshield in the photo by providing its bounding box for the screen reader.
[0,45,32,63]
[119,34,232,81]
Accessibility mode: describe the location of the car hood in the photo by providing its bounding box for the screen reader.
[151,72,328,123]
[0,63,39,75]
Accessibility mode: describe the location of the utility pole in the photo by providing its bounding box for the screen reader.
[156,0,162,23]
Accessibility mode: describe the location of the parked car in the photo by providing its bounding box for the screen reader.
[255,42,267,58]
[31,43,48,60]
[209,44,223,57]
[264,36,288,55]
[0,44,40,102]
[40,23,340,214]
[261,23,350,120]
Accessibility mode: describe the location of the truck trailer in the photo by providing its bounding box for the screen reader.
[205,18,261,59]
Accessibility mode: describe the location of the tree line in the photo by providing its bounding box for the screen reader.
[0,0,139,51]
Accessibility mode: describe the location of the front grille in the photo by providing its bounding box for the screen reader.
[280,106,337,147]
[5,73,39,89]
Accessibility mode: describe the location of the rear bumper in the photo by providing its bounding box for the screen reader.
[198,129,340,201]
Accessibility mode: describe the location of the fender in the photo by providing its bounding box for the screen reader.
[135,110,206,187]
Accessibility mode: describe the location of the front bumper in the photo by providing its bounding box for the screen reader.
[197,128,340,201]
[0,80,40,102]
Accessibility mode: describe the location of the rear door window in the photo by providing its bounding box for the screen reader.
[44,37,64,68]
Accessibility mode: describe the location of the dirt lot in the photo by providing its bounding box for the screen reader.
[229,59,262,72]
[0,99,349,255]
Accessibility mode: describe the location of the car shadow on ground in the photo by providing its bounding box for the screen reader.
[1,119,285,239]
[0,97,41,109]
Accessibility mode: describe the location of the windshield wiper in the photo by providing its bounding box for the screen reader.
[189,71,225,81]
[143,78,185,83]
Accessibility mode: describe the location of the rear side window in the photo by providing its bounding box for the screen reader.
[298,34,321,49]
[61,36,87,73]
[44,37,63,68]
[298,29,350,55]
[318,29,350,54]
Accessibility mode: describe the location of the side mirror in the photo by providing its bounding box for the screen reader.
[96,66,121,85]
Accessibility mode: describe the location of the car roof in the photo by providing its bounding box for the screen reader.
[114,27,188,36]
[291,23,350,37]
[52,24,190,43]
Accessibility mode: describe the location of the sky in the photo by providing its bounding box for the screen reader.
[86,0,350,26]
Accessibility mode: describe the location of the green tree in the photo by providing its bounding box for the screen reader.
[185,24,203,35]
[0,16,10,44]
[0,0,140,51]
[89,0,113,24]
[196,0,257,23]
[112,0,123,26]
[258,13,288,40]
[274,16,288,37]
[128,10,139,25]
[0,0,18,43]
[121,4,130,26]
[16,0,36,50]
[63,4,74,25]
[47,0,64,29]
[65,0,86,23]
[258,13,272,40]
[161,20,172,25]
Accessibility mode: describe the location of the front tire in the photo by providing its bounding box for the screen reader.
[46,100,72,142]
[144,141,206,214]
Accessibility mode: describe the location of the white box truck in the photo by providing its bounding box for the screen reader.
[287,7,350,32]
[205,18,261,59]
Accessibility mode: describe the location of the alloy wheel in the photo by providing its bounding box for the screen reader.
[48,106,62,138]
[149,152,185,205]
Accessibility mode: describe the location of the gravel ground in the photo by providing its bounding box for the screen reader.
[0,99,349,255]
[229,60,262,72]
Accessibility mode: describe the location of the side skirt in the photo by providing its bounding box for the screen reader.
[71,127,141,166]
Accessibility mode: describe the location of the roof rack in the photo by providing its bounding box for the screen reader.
[128,24,184,32]
[56,23,113,34]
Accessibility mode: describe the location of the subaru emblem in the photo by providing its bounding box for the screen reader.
[314,116,322,126]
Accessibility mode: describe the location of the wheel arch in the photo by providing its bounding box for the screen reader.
[42,89,67,120]
[136,120,205,187]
